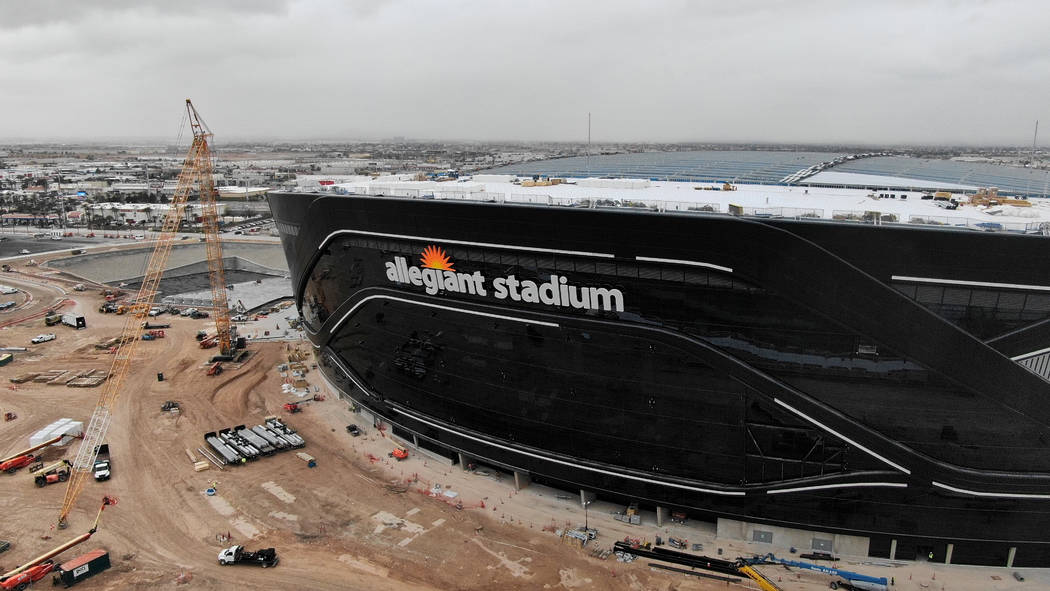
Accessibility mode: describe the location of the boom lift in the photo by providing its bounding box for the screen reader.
[744,553,888,591]
[1,435,65,474]
[1,497,115,589]
[58,100,233,527]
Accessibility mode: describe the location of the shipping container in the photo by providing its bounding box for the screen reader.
[53,548,110,587]
[61,314,87,329]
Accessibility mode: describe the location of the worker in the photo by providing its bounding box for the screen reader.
[928,551,934,560]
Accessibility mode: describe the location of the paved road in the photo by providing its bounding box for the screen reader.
[0,235,105,258]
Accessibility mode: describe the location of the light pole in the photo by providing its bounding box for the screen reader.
[583,499,592,533]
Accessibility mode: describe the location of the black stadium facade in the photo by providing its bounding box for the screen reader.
[269,191,1050,567]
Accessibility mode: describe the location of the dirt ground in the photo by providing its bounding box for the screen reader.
[0,251,1044,591]
[0,257,730,591]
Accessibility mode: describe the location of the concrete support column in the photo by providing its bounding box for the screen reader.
[656,506,665,527]
[1007,546,1017,568]
[513,470,530,491]
[945,543,954,565]
[889,539,897,560]
[580,489,596,509]
[457,453,467,470]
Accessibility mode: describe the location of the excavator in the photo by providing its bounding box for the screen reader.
[0,497,115,590]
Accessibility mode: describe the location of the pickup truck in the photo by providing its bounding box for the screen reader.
[93,444,111,481]
[217,545,278,568]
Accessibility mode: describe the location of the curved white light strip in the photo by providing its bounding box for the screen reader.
[773,398,911,475]
[635,256,733,274]
[932,481,1050,499]
[1011,346,1050,362]
[767,482,907,495]
[892,275,1050,292]
[390,405,745,496]
[319,229,614,258]
[328,294,559,335]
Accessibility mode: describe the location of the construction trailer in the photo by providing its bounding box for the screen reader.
[52,549,110,588]
[61,314,86,330]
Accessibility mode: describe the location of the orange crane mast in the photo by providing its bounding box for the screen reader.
[58,100,232,526]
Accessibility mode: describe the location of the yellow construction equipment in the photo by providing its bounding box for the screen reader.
[738,565,784,591]
[58,100,232,527]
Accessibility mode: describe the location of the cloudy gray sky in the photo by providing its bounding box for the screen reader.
[1,0,1046,145]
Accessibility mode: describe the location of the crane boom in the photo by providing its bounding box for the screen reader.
[747,554,888,591]
[187,100,234,355]
[58,100,228,526]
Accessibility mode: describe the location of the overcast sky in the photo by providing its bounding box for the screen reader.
[1,0,1047,145]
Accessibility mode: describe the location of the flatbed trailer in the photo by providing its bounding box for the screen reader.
[265,418,305,447]
[218,429,260,460]
[251,425,289,449]
[235,426,274,455]
[204,432,242,465]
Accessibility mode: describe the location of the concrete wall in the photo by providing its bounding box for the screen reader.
[46,242,288,283]
[112,256,286,284]
[717,518,870,557]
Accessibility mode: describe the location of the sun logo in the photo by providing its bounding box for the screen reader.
[420,245,454,271]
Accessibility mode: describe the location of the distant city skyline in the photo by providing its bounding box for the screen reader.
[1,1,1047,146]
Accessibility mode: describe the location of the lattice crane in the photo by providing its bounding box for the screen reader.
[59,100,233,526]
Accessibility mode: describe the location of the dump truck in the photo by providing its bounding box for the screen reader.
[45,314,62,326]
[92,444,111,482]
[217,546,278,567]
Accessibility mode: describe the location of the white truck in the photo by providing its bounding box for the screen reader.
[92,444,111,481]
[217,546,278,567]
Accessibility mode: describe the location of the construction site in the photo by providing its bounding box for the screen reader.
[0,103,1041,591]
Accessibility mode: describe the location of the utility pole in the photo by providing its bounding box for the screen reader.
[1034,120,1039,160]
[587,112,592,177]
